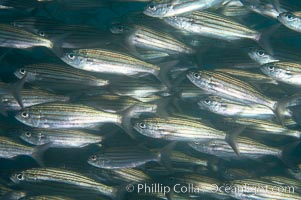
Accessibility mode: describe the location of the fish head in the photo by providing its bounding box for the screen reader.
[110,23,130,34]
[287,166,301,181]
[143,2,170,18]
[187,70,212,89]
[20,129,46,145]
[133,118,160,138]
[278,12,300,30]
[198,95,223,113]
[261,63,291,80]
[14,67,28,79]
[247,47,278,65]
[87,153,105,168]
[15,108,40,128]
[61,50,86,69]
[10,171,25,184]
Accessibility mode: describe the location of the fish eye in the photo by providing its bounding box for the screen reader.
[193,72,200,79]
[268,65,274,71]
[39,31,45,37]
[1,98,8,103]
[25,132,31,137]
[204,98,211,104]
[68,53,75,60]
[16,173,24,180]
[90,155,97,161]
[257,49,265,56]
[139,122,146,129]
[118,25,123,31]
[285,13,295,21]
[19,68,26,75]
[21,112,29,118]
[149,4,156,10]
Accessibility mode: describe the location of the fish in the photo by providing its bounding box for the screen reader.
[225,118,301,139]
[87,143,175,169]
[240,0,287,19]
[0,24,53,49]
[0,88,69,111]
[133,116,228,142]
[110,24,193,54]
[163,11,262,42]
[187,70,286,124]
[19,128,103,148]
[278,12,301,33]
[261,176,301,193]
[10,168,122,199]
[247,46,279,65]
[14,63,109,91]
[287,164,301,181]
[143,0,226,18]
[0,136,49,166]
[261,61,301,87]
[218,0,251,17]
[189,136,296,165]
[198,95,276,119]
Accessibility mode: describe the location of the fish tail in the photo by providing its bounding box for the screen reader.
[9,72,28,109]
[159,142,177,172]
[31,142,52,167]
[157,60,179,89]
[256,23,281,55]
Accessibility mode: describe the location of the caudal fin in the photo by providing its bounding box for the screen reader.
[31,142,52,167]
[256,24,281,55]
[159,142,177,172]
[226,126,246,156]
[9,73,28,109]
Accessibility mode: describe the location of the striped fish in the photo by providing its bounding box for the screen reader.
[144,0,226,17]
[198,95,275,119]
[110,24,193,54]
[187,70,287,124]
[0,88,69,111]
[0,24,53,49]
[19,128,103,148]
[0,136,49,166]
[60,49,160,77]
[278,12,301,33]
[133,117,227,141]
[19,195,75,200]
[87,144,174,169]
[10,168,120,199]
[14,63,109,91]
[189,136,282,159]
[164,11,261,42]
[261,61,301,86]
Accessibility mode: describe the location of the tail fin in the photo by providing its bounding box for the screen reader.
[9,73,28,109]
[157,60,179,89]
[226,126,246,156]
[31,142,52,167]
[159,142,177,172]
[281,141,300,169]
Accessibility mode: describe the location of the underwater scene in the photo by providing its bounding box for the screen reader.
[1,0,301,199]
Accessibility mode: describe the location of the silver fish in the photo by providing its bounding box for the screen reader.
[144,0,226,17]
[278,12,301,33]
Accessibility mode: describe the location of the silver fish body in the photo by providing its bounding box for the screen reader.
[14,63,109,90]
[19,128,103,148]
[278,12,301,33]
[187,70,277,110]
[0,88,69,111]
[144,0,226,17]
[14,102,122,129]
[164,11,260,42]
[60,49,160,77]
[133,117,227,141]
[10,168,118,199]
[261,61,301,86]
